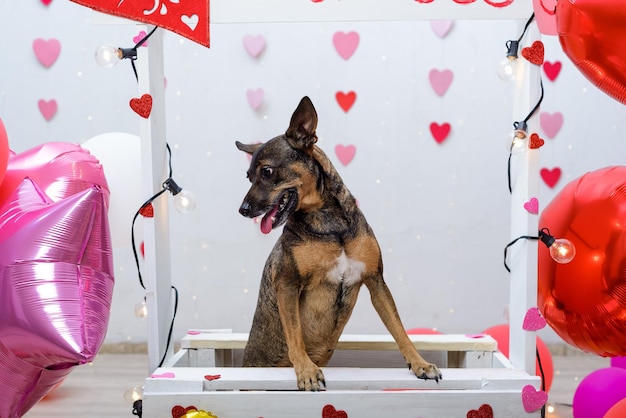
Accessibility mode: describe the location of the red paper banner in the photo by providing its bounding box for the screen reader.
[71,0,210,47]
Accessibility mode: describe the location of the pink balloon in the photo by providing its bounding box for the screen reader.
[0,142,109,206]
[0,178,113,417]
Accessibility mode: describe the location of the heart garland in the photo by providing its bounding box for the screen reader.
[33,38,61,68]
[431,20,454,38]
[243,34,266,58]
[539,111,563,139]
[336,91,356,112]
[38,99,58,121]
[430,122,451,144]
[429,69,454,96]
[335,144,357,166]
[246,88,264,110]
[543,61,562,81]
[129,94,153,118]
[333,31,360,60]
[540,167,561,188]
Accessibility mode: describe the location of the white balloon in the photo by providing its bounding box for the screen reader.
[82,132,142,248]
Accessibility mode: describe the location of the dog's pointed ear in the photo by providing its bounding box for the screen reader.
[236,141,262,155]
[285,96,318,151]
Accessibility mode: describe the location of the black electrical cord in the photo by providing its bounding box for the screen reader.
[117,25,159,82]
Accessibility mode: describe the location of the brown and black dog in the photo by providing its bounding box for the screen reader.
[236,96,442,391]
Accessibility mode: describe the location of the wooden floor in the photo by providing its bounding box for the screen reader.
[24,352,609,418]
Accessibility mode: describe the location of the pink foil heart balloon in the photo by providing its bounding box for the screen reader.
[33,38,61,68]
[0,179,113,417]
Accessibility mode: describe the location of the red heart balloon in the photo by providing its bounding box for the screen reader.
[70,0,209,47]
[557,0,626,104]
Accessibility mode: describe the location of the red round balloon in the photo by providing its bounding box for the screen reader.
[482,324,554,392]
[557,0,626,104]
[538,166,626,357]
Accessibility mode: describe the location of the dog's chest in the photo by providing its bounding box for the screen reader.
[326,250,365,286]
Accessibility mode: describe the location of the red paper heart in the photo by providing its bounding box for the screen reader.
[322,404,348,418]
[70,0,209,47]
[558,0,626,104]
[130,94,153,118]
[139,203,154,218]
[41,0,53,5]
[529,133,545,149]
[543,60,562,81]
[521,41,545,65]
[429,122,451,144]
[467,404,493,418]
[204,374,221,381]
[540,167,561,188]
[335,91,356,112]
[171,405,198,418]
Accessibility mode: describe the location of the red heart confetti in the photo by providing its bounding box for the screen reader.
[467,404,494,418]
[543,60,562,81]
[541,167,561,188]
[204,374,221,381]
[529,133,545,149]
[139,203,154,218]
[335,91,356,112]
[322,404,348,418]
[130,94,153,118]
[429,122,451,144]
[521,40,545,65]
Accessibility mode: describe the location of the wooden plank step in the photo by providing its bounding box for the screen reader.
[181,333,497,352]
[144,366,538,392]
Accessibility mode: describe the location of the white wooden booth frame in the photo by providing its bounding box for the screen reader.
[100,0,544,416]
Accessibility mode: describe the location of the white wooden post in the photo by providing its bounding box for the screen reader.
[508,21,541,376]
[137,28,174,373]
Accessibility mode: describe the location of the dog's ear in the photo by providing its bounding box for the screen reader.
[236,141,262,155]
[285,96,318,151]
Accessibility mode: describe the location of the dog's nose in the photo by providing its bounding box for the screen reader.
[239,201,251,217]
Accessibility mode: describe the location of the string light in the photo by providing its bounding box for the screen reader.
[95,26,159,81]
[497,13,535,82]
[503,228,576,272]
[134,299,148,318]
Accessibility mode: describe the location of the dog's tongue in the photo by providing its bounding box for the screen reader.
[260,204,279,234]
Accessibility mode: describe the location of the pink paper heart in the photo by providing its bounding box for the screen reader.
[429,69,454,96]
[523,307,547,331]
[335,144,356,166]
[333,31,360,60]
[522,385,548,412]
[430,122,451,144]
[430,20,454,38]
[38,99,58,121]
[33,38,61,68]
[246,88,264,110]
[151,372,175,378]
[539,111,563,139]
[540,167,561,188]
[133,31,149,47]
[523,197,539,214]
[243,34,266,58]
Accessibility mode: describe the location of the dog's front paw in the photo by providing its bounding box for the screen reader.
[409,361,442,383]
[295,363,326,391]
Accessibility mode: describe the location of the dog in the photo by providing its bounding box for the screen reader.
[236,96,442,391]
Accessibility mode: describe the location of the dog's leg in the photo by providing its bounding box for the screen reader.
[275,282,326,391]
[366,277,442,382]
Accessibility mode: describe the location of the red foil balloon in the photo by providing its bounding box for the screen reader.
[557,0,626,104]
[538,166,626,357]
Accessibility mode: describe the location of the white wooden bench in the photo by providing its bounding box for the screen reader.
[143,332,540,417]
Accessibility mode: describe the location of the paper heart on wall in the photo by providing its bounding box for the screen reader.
[33,38,61,68]
[543,61,561,82]
[430,20,453,38]
[558,0,626,104]
[539,111,563,139]
[41,0,53,5]
[335,144,356,166]
[333,31,360,60]
[429,69,454,96]
[430,122,451,144]
[38,99,58,121]
[540,167,561,188]
[70,0,210,47]
[336,91,356,112]
[246,88,264,110]
[243,35,266,58]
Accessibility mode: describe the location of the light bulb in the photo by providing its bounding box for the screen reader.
[506,129,528,154]
[123,385,143,402]
[95,44,122,68]
[549,238,576,264]
[173,189,197,213]
[134,300,147,318]
[497,57,517,81]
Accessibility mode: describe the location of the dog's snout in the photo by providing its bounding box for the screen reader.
[239,201,252,217]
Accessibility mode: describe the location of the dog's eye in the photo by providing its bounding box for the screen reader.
[260,166,273,179]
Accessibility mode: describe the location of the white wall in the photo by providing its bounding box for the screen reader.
[1,1,625,346]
